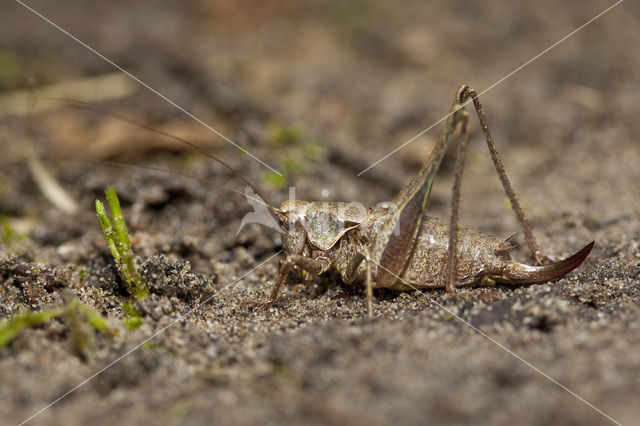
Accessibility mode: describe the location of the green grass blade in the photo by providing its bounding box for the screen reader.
[96,187,147,299]
[95,199,120,264]
[0,308,63,347]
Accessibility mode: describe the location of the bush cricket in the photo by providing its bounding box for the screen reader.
[234,84,594,317]
[64,84,594,318]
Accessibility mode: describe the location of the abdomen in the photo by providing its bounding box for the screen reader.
[391,216,507,290]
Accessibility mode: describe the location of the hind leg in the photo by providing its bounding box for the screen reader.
[461,86,549,264]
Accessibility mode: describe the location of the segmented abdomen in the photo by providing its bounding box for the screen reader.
[392,216,508,290]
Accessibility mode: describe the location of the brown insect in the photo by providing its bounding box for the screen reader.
[68,84,594,318]
[234,84,593,317]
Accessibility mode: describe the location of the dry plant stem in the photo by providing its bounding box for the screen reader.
[25,142,79,215]
[0,72,135,117]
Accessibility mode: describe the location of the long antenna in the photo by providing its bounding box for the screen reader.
[65,159,272,209]
[52,98,280,215]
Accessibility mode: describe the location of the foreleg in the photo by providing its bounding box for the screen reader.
[244,255,324,308]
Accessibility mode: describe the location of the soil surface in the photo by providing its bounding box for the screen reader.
[1,1,639,425]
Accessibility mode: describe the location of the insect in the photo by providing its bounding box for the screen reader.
[64,84,594,318]
[233,84,594,317]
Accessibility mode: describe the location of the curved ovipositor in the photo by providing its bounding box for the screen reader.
[497,241,594,285]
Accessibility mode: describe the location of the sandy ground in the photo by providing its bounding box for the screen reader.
[1,1,639,425]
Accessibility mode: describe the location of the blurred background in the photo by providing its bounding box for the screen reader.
[1,1,639,424]
[2,0,637,220]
